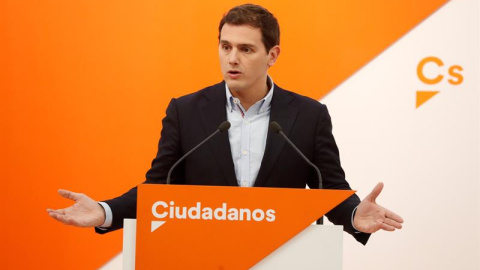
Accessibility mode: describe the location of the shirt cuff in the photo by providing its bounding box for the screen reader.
[98,202,113,228]
[351,206,361,234]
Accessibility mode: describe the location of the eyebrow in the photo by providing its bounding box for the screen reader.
[219,40,257,48]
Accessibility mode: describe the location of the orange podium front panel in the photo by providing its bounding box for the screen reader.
[135,184,355,269]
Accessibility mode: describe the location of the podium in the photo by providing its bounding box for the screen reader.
[122,184,354,269]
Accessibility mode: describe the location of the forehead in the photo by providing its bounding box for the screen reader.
[219,24,263,46]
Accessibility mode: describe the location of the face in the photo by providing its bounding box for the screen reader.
[219,24,279,96]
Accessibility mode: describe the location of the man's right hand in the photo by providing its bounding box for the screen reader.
[47,189,106,228]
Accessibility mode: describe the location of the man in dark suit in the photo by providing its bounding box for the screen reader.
[48,4,403,245]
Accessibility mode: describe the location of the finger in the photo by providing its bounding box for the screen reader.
[54,214,72,225]
[47,208,67,215]
[58,189,81,202]
[48,212,66,223]
[385,209,404,223]
[55,208,66,215]
[50,212,77,226]
[380,223,395,232]
[383,218,402,229]
[367,182,384,202]
[48,211,58,220]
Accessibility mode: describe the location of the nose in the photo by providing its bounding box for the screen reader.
[228,49,239,65]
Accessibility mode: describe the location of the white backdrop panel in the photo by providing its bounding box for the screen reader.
[322,0,478,269]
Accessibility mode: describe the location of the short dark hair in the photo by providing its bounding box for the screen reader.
[218,4,280,53]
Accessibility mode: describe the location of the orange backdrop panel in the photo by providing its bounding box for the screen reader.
[0,0,446,268]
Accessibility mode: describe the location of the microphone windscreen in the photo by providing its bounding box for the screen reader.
[269,121,282,133]
[218,121,231,132]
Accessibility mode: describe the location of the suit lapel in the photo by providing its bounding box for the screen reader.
[198,82,238,186]
[254,86,298,187]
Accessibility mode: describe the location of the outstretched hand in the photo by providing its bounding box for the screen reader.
[353,182,404,234]
[47,189,105,228]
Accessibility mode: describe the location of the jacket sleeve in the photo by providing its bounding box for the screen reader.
[309,104,370,245]
[96,98,185,233]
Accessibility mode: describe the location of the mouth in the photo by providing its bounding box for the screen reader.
[227,70,242,79]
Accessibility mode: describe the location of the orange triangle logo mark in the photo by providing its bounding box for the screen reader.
[416,91,439,108]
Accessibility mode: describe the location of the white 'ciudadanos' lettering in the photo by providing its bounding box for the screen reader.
[152,201,276,222]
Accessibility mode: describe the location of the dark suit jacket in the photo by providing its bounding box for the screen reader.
[98,82,370,245]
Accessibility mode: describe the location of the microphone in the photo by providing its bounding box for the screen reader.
[166,121,231,184]
[269,121,323,189]
[269,121,324,224]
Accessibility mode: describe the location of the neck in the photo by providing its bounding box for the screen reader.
[231,77,270,111]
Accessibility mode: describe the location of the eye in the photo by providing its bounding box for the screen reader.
[241,47,252,53]
[221,44,230,51]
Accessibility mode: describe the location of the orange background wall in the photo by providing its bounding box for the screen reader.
[1,0,446,268]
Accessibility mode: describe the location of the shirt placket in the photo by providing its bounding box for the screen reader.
[240,114,250,187]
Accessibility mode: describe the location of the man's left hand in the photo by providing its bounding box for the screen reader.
[353,182,404,233]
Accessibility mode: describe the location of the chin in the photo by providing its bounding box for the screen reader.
[225,80,244,92]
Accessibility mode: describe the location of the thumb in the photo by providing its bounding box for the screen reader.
[366,182,384,202]
[58,189,81,202]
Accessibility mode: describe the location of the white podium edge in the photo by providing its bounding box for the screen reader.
[122,219,342,270]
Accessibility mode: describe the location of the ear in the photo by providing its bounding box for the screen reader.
[267,45,281,67]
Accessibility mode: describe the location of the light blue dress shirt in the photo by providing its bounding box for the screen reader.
[225,76,274,187]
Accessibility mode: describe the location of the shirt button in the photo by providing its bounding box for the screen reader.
[233,98,239,104]
[242,181,247,186]
[242,150,248,156]
[244,120,250,125]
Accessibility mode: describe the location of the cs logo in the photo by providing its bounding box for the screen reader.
[416,56,463,108]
